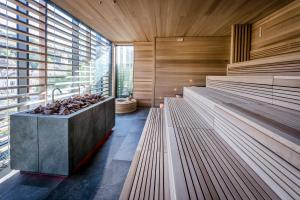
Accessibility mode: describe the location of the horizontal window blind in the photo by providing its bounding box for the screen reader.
[0,0,112,167]
[46,3,111,100]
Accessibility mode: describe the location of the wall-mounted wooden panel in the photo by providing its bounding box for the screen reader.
[251,1,300,59]
[52,0,292,42]
[230,24,252,63]
[133,42,154,107]
[154,37,230,106]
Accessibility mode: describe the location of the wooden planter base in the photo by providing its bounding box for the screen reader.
[115,98,137,114]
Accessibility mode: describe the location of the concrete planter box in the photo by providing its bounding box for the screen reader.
[10,97,115,176]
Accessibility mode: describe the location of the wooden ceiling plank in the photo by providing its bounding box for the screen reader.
[51,0,292,42]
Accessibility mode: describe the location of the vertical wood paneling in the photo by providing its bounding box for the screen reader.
[154,37,230,106]
[230,24,252,63]
[251,1,300,59]
[133,42,154,107]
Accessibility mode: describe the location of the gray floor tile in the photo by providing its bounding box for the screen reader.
[98,160,131,187]
[93,183,124,200]
[113,132,141,161]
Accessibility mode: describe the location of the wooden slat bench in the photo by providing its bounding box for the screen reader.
[227,52,300,76]
[120,108,170,200]
[120,89,300,200]
[164,98,284,200]
[206,76,300,111]
[184,87,300,200]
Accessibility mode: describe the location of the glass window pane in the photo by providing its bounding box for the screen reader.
[116,46,133,98]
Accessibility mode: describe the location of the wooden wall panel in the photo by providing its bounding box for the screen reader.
[133,42,154,107]
[251,1,300,59]
[230,24,252,63]
[154,37,230,106]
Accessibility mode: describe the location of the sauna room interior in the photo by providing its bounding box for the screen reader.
[0,0,300,199]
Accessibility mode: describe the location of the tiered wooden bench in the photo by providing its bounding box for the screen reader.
[206,76,300,111]
[120,108,170,200]
[184,87,300,199]
[164,98,281,200]
[227,52,300,76]
[121,70,300,199]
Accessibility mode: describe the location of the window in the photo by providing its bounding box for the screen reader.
[115,45,133,98]
[0,0,112,170]
[46,3,112,99]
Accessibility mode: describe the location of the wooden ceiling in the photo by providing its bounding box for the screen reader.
[52,0,293,42]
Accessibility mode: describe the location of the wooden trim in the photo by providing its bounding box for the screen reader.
[120,108,170,199]
[111,44,116,97]
[230,24,252,63]
[152,38,156,107]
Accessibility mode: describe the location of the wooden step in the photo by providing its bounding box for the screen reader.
[164,98,281,200]
[184,87,300,199]
[119,108,170,200]
[227,52,300,76]
[206,75,300,111]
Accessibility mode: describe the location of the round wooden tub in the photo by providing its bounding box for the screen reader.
[115,98,137,114]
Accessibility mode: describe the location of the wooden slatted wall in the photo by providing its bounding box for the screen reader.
[133,42,154,107]
[230,24,252,63]
[154,37,230,106]
[251,1,300,59]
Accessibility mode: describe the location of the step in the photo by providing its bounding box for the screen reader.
[227,52,300,76]
[164,98,281,200]
[206,75,300,111]
[184,87,300,200]
[119,108,170,200]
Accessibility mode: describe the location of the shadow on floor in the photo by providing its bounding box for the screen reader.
[0,108,149,200]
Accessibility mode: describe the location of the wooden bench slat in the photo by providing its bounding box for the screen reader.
[121,87,300,200]
[165,98,285,200]
[183,87,300,200]
[206,129,275,200]
[168,99,238,200]
[129,110,154,200]
[170,98,276,200]
[227,52,300,76]
[168,99,220,200]
[215,117,300,199]
[120,108,170,200]
[206,75,300,111]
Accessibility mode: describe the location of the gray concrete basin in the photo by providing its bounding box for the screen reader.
[10,97,115,176]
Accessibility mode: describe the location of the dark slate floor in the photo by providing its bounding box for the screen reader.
[0,108,149,200]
